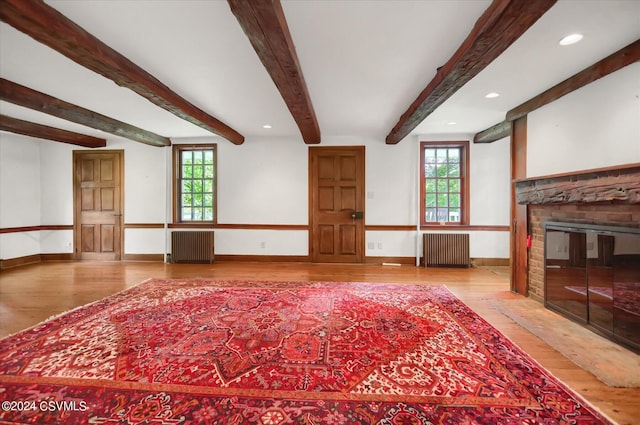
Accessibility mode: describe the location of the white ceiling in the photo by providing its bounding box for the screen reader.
[1,0,639,144]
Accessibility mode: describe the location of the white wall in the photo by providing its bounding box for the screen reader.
[470,136,511,225]
[217,136,308,225]
[0,134,41,259]
[0,134,41,227]
[0,129,512,261]
[122,140,168,224]
[366,136,419,226]
[215,229,308,256]
[527,63,640,177]
[125,228,165,255]
[39,142,74,254]
[40,141,74,226]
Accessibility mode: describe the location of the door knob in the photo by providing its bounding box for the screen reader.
[351,211,364,219]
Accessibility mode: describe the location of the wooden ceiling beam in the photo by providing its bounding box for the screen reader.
[229,0,320,144]
[1,78,171,147]
[507,39,640,122]
[0,115,107,148]
[0,0,244,145]
[473,120,511,143]
[386,0,556,145]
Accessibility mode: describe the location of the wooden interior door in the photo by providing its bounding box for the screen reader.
[73,150,123,260]
[309,146,365,263]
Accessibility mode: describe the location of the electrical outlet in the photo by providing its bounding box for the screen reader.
[260,241,266,249]
[377,242,383,249]
[367,242,375,249]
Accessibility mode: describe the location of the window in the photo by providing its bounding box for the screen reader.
[420,141,469,226]
[173,144,216,223]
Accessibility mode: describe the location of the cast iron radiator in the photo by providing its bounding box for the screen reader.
[423,233,470,267]
[171,231,215,263]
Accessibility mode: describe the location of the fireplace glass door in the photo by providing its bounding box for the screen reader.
[587,233,614,335]
[612,232,640,350]
[544,222,640,353]
[545,227,587,323]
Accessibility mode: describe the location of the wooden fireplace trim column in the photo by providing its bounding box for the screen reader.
[510,116,528,295]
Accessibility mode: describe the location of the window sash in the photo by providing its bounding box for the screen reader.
[173,145,216,223]
[420,142,468,226]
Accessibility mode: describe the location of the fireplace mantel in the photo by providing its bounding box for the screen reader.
[515,163,640,205]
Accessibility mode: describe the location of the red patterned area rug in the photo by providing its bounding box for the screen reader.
[0,279,612,424]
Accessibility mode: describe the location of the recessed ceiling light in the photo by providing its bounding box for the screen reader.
[485,92,500,98]
[559,33,583,46]
[447,121,457,126]
[263,124,272,129]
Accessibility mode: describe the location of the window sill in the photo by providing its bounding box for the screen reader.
[168,223,216,228]
[421,224,509,231]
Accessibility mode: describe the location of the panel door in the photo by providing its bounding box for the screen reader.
[310,146,365,263]
[73,151,123,260]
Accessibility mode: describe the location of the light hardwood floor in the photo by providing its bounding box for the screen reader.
[1,261,638,424]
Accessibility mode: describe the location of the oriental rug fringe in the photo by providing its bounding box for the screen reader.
[0,279,612,424]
